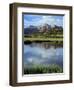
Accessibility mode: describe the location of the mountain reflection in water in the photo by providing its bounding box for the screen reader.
[24,42,63,68]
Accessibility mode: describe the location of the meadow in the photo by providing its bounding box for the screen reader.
[24,64,63,74]
[24,37,63,42]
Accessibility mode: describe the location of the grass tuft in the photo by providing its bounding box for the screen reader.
[24,64,63,74]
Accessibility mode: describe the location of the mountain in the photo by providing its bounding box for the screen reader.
[24,24,63,35]
[24,25,39,35]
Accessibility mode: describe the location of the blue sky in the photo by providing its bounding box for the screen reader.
[24,14,63,28]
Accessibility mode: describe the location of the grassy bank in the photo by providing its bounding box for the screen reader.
[24,64,63,74]
[24,37,63,42]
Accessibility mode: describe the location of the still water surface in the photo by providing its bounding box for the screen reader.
[24,42,63,68]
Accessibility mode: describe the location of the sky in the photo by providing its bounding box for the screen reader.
[23,14,63,28]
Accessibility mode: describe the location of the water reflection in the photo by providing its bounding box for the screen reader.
[24,42,63,68]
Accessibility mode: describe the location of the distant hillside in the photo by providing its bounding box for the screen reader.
[24,24,63,35]
[24,26,39,35]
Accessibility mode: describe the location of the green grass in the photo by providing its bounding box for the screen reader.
[24,37,63,41]
[24,64,63,74]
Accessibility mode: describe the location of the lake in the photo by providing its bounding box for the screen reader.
[24,42,63,68]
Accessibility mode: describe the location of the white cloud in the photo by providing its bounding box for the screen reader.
[27,58,33,63]
[24,15,63,28]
